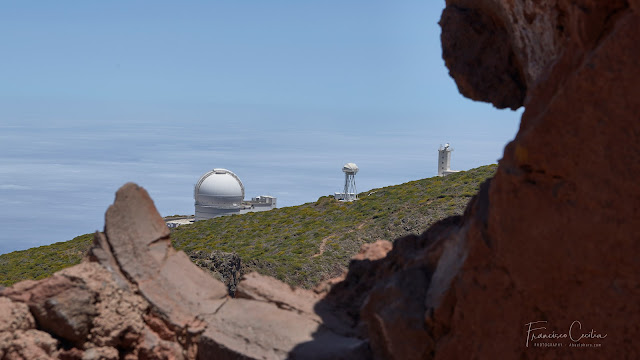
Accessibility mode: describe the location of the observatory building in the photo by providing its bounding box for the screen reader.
[438,143,460,177]
[334,163,359,201]
[194,168,276,221]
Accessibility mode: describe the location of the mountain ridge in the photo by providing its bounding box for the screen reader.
[0,164,496,288]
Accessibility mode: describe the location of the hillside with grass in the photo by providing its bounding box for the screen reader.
[0,165,496,288]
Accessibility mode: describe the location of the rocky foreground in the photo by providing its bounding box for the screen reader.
[2,0,639,358]
[1,183,375,359]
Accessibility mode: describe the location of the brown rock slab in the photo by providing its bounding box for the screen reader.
[64,262,149,349]
[86,231,131,291]
[0,329,59,360]
[137,327,186,360]
[0,297,35,332]
[104,182,172,280]
[0,260,191,359]
[2,269,97,346]
[82,346,120,360]
[236,272,320,317]
[97,183,228,329]
[236,272,358,339]
[199,299,369,360]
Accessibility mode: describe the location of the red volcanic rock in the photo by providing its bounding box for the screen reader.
[440,4,527,109]
[0,329,59,359]
[0,297,59,359]
[440,0,629,110]
[0,262,169,359]
[0,297,34,332]
[236,272,321,317]
[2,270,97,346]
[434,1,640,359]
[324,216,467,358]
[321,1,640,358]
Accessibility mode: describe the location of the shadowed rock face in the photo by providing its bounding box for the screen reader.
[329,0,639,358]
[440,5,527,109]
[440,0,630,110]
[1,0,639,358]
[436,0,639,358]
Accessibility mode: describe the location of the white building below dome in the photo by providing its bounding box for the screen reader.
[194,168,276,221]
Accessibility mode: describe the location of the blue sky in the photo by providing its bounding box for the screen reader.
[0,1,522,254]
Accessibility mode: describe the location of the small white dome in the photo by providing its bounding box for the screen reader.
[342,163,359,174]
[195,169,245,206]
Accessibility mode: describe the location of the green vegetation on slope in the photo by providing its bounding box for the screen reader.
[0,165,496,288]
[171,165,495,288]
[0,233,93,286]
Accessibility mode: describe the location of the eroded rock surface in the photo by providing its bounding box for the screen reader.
[1,262,156,359]
[437,1,639,358]
[441,0,630,110]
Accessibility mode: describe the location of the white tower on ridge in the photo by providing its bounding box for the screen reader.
[341,163,359,202]
[438,143,460,176]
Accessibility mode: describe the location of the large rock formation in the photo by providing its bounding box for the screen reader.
[323,0,640,358]
[434,0,639,358]
[1,0,639,358]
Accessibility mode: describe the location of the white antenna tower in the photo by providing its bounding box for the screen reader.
[438,143,460,176]
[342,163,359,201]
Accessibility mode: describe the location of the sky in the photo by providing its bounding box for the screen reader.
[0,1,522,255]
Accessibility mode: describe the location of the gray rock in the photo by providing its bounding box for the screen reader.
[199,299,370,360]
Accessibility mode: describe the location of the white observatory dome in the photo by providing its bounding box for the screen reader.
[194,169,245,207]
[342,163,359,174]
